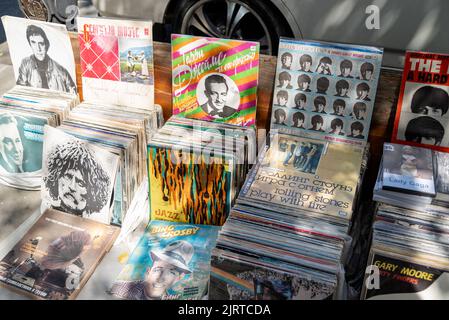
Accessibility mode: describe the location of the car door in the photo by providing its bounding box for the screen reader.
[285,0,449,68]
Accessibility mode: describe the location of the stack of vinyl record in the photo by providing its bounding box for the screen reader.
[0,17,79,190]
[148,115,256,226]
[210,132,369,300]
[362,142,449,299]
[147,34,260,227]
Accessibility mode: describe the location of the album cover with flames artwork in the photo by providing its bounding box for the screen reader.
[148,143,234,226]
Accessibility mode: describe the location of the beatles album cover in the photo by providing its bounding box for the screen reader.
[78,17,154,109]
[0,108,49,190]
[363,250,449,300]
[110,220,218,300]
[41,126,120,224]
[148,143,234,226]
[171,34,259,127]
[0,209,119,300]
[271,38,383,145]
[2,16,77,94]
[382,143,435,196]
[392,51,449,152]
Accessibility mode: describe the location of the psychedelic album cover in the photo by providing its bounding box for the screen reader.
[0,209,119,300]
[2,16,77,94]
[41,126,120,224]
[363,250,449,300]
[0,106,49,179]
[271,38,383,145]
[382,143,435,196]
[210,253,336,300]
[78,17,154,109]
[148,143,233,226]
[110,220,218,300]
[171,34,259,127]
[392,51,449,152]
[240,133,364,221]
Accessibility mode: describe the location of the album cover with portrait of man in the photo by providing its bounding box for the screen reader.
[0,209,119,300]
[271,38,383,145]
[210,248,337,300]
[77,17,154,109]
[0,106,57,189]
[239,133,365,221]
[392,51,449,152]
[110,220,218,300]
[382,143,435,197]
[171,34,260,127]
[2,16,77,95]
[41,126,120,225]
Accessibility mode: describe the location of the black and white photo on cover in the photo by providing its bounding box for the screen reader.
[315,56,333,75]
[347,121,365,139]
[331,99,346,116]
[351,102,368,120]
[298,54,313,72]
[309,114,326,132]
[396,83,449,148]
[2,16,77,94]
[356,82,371,101]
[313,96,327,114]
[316,77,330,94]
[42,126,119,224]
[196,73,240,119]
[338,59,354,78]
[273,108,287,126]
[358,62,375,81]
[297,74,312,92]
[291,111,306,129]
[334,79,350,98]
[329,117,345,136]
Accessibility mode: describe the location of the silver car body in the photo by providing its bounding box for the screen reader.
[92,0,449,68]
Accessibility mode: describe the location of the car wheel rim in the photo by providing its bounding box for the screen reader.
[181,0,273,55]
[19,0,50,21]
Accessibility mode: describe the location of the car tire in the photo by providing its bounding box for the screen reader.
[170,0,293,55]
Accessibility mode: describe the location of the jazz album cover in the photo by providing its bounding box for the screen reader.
[41,126,120,224]
[271,38,383,145]
[0,209,119,300]
[110,220,218,300]
[2,15,77,94]
[171,34,259,127]
[392,51,449,152]
[78,17,154,109]
[148,144,233,226]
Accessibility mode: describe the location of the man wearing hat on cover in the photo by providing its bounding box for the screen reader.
[112,240,194,300]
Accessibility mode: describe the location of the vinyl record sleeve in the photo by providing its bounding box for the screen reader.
[0,209,119,300]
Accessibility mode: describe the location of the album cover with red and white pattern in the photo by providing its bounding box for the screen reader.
[77,17,154,109]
